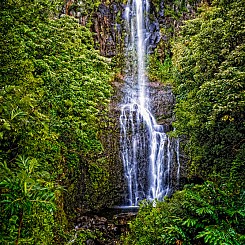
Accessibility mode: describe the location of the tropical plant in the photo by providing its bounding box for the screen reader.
[124,175,245,245]
[1,0,113,243]
[0,156,57,244]
[172,0,245,178]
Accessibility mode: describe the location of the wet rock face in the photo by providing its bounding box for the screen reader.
[91,0,202,56]
[149,82,174,127]
[99,77,128,206]
[76,215,108,231]
[62,1,164,57]
[63,1,202,57]
[92,3,125,57]
[92,2,164,57]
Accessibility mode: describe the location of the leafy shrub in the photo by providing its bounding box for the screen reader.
[124,178,245,245]
[0,156,57,244]
[0,0,113,243]
[172,0,245,178]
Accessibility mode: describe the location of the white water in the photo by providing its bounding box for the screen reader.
[120,0,179,206]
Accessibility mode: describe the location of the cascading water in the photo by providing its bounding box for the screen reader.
[120,0,180,206]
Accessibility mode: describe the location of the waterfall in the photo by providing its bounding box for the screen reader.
[120,0,179,206]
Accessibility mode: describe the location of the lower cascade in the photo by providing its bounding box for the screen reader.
[120,0,180,206]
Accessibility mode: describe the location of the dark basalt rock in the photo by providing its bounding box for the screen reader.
[63,1,163,57]
[62,0,202,57]
[75,211,137,244]
[149,82,175,126]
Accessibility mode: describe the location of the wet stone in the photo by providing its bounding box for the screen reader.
[75,211,137,244]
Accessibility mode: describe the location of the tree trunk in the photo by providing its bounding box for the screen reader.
[15,211,23,245]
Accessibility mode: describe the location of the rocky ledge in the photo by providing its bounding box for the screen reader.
[75,211,137,244]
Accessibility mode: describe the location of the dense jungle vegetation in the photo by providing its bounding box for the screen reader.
[0,0,244,244]
[125,0,245,244]
[0,0,112,243]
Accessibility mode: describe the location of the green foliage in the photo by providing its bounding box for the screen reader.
[148,0,201,83]
[54,228,99,245]
[151,0,199,15]
[0,156,56,244]
[124,178,245,245]
[148,52,174,83]
[0,0,113,243]
[172,0,245,178]
[65,0,101,17]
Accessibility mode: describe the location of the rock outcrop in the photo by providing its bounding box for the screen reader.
[75,209,137,244]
